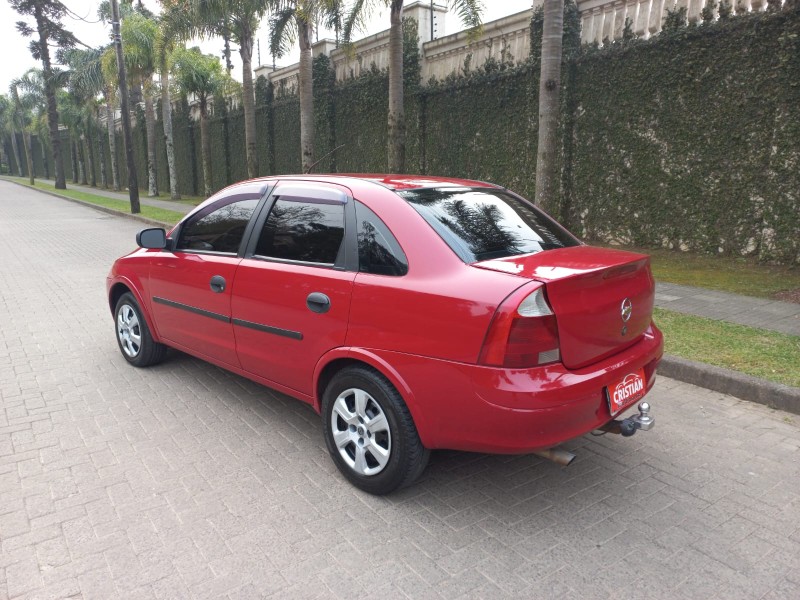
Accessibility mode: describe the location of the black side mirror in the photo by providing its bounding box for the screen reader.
[136,228,167,249]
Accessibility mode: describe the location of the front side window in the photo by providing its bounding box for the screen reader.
[177,198,259,254]
[399,188,579,263]
[355,201,408,276]
[255,198,345,265]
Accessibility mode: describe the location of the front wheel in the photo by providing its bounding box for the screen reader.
[114,292,167,367]
[322,366,429,495]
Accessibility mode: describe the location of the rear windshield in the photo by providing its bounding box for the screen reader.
[399,187,579,263]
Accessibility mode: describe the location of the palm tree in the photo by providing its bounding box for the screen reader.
[188,0,273,179]
[534,0,563,214]
[1,91,25,178]
[156,5,193,199]
[62,48,109,188]
[171,46,228,196]
[9,78,36,184]
[344,1,483,173]
[119,11,160,196]
[0,95,13,174]
[270,1,325,173]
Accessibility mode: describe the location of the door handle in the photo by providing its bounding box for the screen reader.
[209,275,226,293]
[306,292,331,314]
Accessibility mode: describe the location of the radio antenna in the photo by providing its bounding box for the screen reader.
[304,144,346,174]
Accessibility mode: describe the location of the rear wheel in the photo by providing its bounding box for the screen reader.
[322,366,429,495]
[114,292,166,367]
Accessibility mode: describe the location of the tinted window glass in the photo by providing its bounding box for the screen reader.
[400,188,579,263]
[255,198,345,264]
[177,198,258,254]
[356,201,408,276]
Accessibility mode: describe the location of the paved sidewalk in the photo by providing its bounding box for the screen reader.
[1,180,799,600]
[8,177,196,216]
[656,282,800,336]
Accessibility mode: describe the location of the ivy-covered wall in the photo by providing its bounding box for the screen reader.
[6,7,798,263]
[569,10,800,264]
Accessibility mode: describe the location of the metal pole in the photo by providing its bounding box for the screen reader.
[430,0,434,40]
[110,0,140,214]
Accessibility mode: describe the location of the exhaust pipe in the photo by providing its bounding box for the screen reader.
[533,447,576,466]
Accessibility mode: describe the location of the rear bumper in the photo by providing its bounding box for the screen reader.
[370,324,664,454]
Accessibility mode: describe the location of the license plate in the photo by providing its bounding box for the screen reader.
[606,368,647,416]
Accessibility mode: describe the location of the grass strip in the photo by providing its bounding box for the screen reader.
[604,245,800,299]
[654,308,800,388]
[2,177,186,225]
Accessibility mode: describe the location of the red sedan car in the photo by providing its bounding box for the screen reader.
[107,175,663,494]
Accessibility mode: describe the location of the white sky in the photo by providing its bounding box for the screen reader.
[1,0,534,93]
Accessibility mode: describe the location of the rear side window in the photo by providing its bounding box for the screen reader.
[177,198,259,254]
[355,201,408,276]
[255,198,345,265]
[399,188,579,263]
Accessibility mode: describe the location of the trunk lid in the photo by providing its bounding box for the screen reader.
[474,246,655,369]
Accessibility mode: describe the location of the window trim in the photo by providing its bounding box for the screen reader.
[242,182,357,271]
[172,184,273,257]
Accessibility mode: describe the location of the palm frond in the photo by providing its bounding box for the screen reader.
[269,7,297,60]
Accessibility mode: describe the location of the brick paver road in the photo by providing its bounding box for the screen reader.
[1,181,799,600]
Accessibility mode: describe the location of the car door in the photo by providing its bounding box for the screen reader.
[231,182,357,397]
[147,188,265,366]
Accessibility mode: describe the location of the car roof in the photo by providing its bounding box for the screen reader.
[242,173,499,192]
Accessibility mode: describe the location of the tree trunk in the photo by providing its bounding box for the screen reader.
[534,0,564,214]
[240,32,258,178]
[78,137,87,185]
[10,129,23,177]
[97,124,107,188]
[298,17,315,173]
[33,4,66,189]
[40,137,49,179]
[85,119,97,187]
[144,80,158,196]
[200,98,212,197]
[388,1,405,173]
[106,98,120,191]
[70,138,78,183]
[160,66,180,199]
[112,0,140,213]
[22,131,34,184]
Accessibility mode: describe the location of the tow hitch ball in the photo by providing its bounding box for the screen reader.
[599,402,655,437]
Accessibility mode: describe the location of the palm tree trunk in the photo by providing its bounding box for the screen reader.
[97,125,107,188]
[40,137,49,179]
[70,138,78,183]
[200,98,212,197]
[85,120,97,187]
[534,0,564,214]
[10,129,23,177]
[387,0,405,173]
[78,137,87,185]
[298,17,315,173]
[106,99,120,191]
[240,33,258,178]
[22,131,34,185]
[33,4,66,189]
[144,82,159,196]
[160,66,180,199]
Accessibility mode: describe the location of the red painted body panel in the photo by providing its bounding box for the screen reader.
[231,259,356,396]
[148,251,241,367]
[108,174,665,456]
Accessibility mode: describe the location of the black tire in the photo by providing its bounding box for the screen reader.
[114,292,167,368]
[322,366,429,495]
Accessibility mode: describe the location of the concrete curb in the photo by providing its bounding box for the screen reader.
[2,178,175,228]
[660,354,800,415]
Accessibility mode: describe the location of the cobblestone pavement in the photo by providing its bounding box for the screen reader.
[655,282,800,336]
[1,181,799,600]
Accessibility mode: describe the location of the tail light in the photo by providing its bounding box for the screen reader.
[479,283,561,368]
